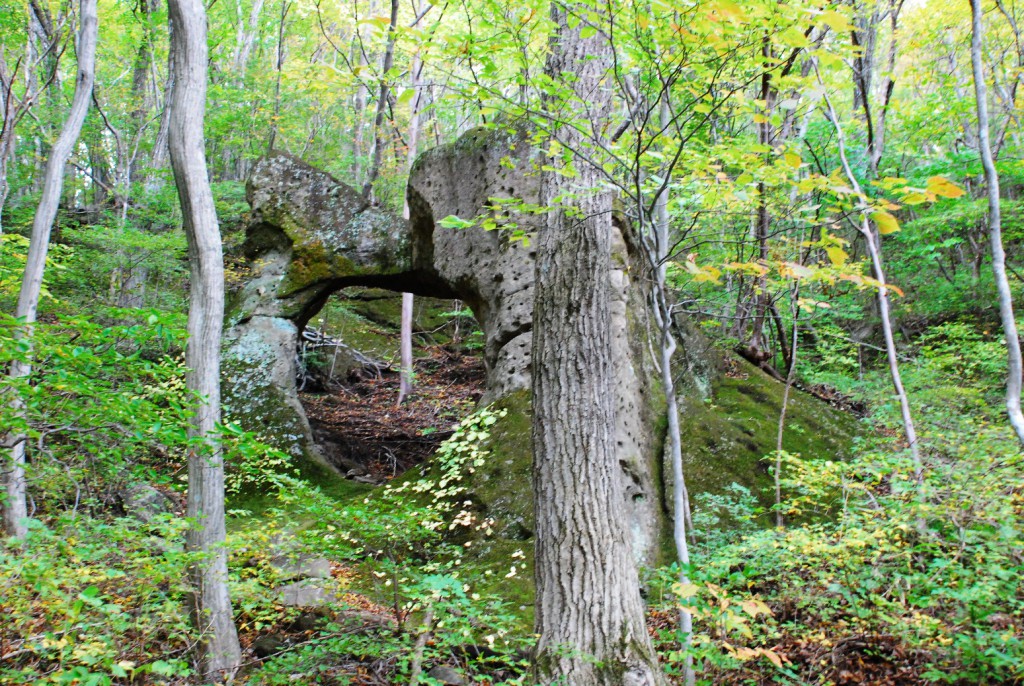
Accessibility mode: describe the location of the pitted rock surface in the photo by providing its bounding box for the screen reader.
[224,129,666,566]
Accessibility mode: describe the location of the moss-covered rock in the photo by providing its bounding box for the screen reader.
[678,358,860,515]
[222,135,863,628]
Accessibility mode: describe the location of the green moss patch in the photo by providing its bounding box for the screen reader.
[680,358,861,512]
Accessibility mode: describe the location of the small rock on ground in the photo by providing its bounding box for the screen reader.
[428,665,467,685]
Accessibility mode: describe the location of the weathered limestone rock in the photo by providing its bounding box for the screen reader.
[226,131,667,568]
[222,153,451,462]
[428,665,468,685]
[406,127,541,402]
[277,579,340,607]
[407,127,666,567]
[224,129,858,592]
[270,552,333,580]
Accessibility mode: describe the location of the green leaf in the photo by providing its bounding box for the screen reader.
[438,215,476,230]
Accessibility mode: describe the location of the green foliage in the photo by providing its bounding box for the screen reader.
[0,516,194,685]
[0,309,191,513]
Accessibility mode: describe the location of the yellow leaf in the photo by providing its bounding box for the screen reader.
[818,9,853,32]
[926,175,966,199]
[784,152,802,169]
[871,211,900,234]
[675,582,700,597]
[762,648,785,668]
[714,0,747,19]
[902,192,930,205]
[825,245,848,266]
[784,262,814,279]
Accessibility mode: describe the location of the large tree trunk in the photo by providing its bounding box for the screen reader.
[2,0,97,539]
[970,0,1024,445]
[530,4,664,685]
[166,0,242,676]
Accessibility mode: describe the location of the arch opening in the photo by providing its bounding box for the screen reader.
[294,286,486,484]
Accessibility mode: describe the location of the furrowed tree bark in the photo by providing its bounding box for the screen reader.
[166,0,242,676]
[531,3,664,684]
[2,0,96,539]
[970,0,1024,446]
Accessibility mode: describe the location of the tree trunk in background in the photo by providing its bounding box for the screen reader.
[266,0,291,153]
[397,292,414,403]
[398,50,422,405]
[0,57,22,233]
[27,0,57,194]
[970,0,1024,445]
[531,3,664,684]
[166,0,242,676]
[360,0,398,200]
[820,82,923,484]
[233,0,265,74]
[3,0,97,539]
[774,284,800,527]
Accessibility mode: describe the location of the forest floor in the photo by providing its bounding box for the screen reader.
[288,347,923,686]
[300,343,486,483]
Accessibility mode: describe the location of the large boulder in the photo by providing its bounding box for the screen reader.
[407,126,667,566]
[224,130,668,567]
[223,129,859,587]
[222,153,451,464]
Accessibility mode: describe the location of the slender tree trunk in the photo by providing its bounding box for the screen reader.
[397,292,414,403]
[749,37,774,355]
[351,13,371,185]
[398,49,423,405]
[649,95,695,686]
[2,0,97,539]
[820,79,923,483]
[774,284,799,528]
[531,4,664,684]
[166,0,242,676]
[266,0,291,153]
[0,56,21,234]
[970,0,1024,445]
[233,0,265,74]
[360,0,399,199]
[148,14,175,182]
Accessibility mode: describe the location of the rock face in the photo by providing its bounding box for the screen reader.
[223,152,452,461]
[226,130,667,566]
[122,483,176,523]
[409,127,666,565]
[405,127,541,402]
[225,129,857,582]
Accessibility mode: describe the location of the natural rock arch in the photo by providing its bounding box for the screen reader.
[223,126,667,566]
[222,125,859,573]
